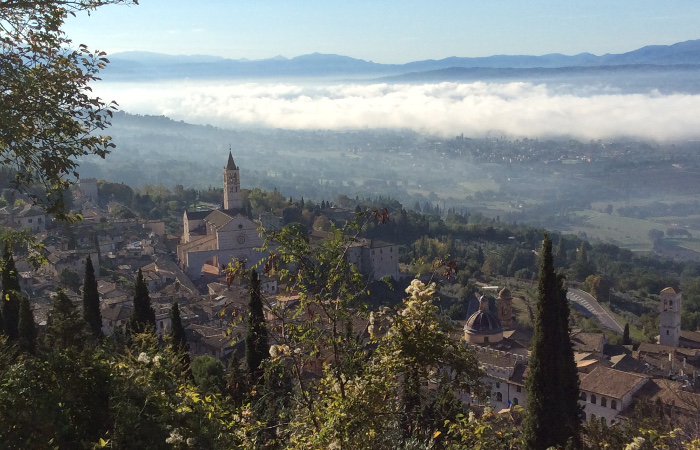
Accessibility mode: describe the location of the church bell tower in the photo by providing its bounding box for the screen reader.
[223,151,242,210]
[659,287,681,347]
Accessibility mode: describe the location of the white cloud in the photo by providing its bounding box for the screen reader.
[96,80,700,141]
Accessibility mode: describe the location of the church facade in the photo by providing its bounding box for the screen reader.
[177,153,265,277]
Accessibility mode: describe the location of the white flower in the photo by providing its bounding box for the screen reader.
[186,437,197,447]
[269,345,279,358]
[165,429,184,445]
[625,437,646,450]
[153,355,161,366]
[138,352,150,364]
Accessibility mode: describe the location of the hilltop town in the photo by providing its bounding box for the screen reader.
[3,151,700,435]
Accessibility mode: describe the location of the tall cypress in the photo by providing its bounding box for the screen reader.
[82,255,103,338]
[245,269,268,382]
[129,269,156,333]
[1,244,21,341]
[170,301,187,352]
[524,234,581,449]
[17,296,37,354]
[623,323,631,346]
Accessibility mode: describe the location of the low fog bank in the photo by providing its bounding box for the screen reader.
[95,79,700,142]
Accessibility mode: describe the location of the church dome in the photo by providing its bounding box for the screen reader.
[465,309,503,336]
[660,287,676,295]
[499,287,512,298]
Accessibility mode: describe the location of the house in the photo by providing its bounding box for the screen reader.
[578,366,649,424]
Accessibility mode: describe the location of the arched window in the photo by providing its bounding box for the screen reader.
[591,394,597,405]
[601,397,607,407]
[581,412,587,421]
[496,392,503,402]
[580,392,587,401]
[664,299,668,311]
[611,400,617,410]
[512,397,518,406]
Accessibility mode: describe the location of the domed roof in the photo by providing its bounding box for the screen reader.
[465,309,503,336]
[499,287,512,298]
[660,287,676,295]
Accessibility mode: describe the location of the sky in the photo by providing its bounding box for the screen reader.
[65,1,700,64]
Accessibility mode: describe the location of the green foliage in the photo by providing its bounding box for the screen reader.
[191,355,225,394]
[623,322,631,345]
[523,234,581,449]
[58,267,81,293]
[82,255,103,338]
[245,269,269,383]
[44,290,90,352]
[170,301,188,354]
[0,0,137,218]
[129,269,155,333]
[1,244,21,341]
[17,296,36,354]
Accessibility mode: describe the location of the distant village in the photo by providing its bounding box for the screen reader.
[4,152,700,425]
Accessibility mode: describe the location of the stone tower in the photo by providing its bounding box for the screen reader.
[498,287,513,329]
[223,151,242,210]
[659,287,681,347]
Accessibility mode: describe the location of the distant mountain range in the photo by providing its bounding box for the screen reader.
[105,39,700,81]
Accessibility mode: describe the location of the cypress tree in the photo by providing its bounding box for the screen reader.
[170,301,187,352]
[578,242,588,262]
[623,323,631,345]
[1,244,21,341]
[17,296,37,354]
[169,301,191,371]
[82,255,103,338]
[245,269,268,382]
[129,269,156,333]
[524,234,581,449]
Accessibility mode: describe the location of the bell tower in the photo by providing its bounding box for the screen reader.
[498,287,513,329]
[223,151,242,210]
[659,287,681,347]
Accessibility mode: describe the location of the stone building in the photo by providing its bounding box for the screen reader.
[659,287,682,347]
[177,153,266,277]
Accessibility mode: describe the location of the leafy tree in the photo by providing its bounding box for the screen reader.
[524,234,581,449]
[82,255,102,338]
[225,353,247,408]
[191,355,225,394]
[1,244,21,341]
[59,267,81,293]
[129,269,155,333]
[245,269,268,382]
[44,290,90,351]
[17,296,37,354]
[0,0,136,217]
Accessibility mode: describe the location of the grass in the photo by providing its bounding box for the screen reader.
[598,302,648,343]
[568,210,665,250]
[457,179,501,194]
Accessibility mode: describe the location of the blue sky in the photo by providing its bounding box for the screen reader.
[65,1,700,63]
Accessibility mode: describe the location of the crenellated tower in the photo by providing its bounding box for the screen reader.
[223,151,242,210]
